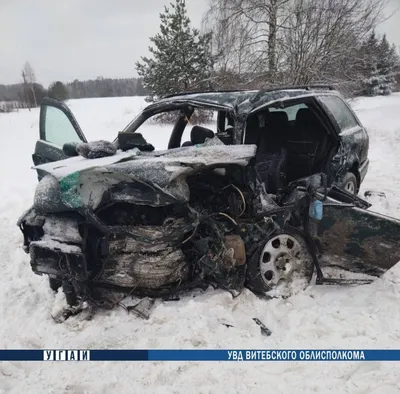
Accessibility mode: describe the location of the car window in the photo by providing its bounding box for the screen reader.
[136,110,180,150]
[318,95,359,131]
[180,108,217,145]
[269,103,308,121]
[43,105,83,146]
[245,102,310,144]
[137,109,217,150]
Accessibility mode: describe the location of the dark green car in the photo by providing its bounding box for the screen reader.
[18,86,400,319]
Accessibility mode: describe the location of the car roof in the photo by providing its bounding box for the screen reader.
[151,85,338,111]
[122,85,341,134]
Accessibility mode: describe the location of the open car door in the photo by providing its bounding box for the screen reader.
[291,176,400,278]
[33,97,87,179]
[318,196,400,277]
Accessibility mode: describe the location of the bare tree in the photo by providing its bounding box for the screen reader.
[21,69,31,110]
[21,62,37,108]
[204,0,386,92]
[23,62,36,84]
[281,0,385,89]
[204,0,293,85]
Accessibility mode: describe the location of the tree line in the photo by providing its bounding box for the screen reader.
[0,64,147,112]
[137,0,400,101]
[1,0,399,114]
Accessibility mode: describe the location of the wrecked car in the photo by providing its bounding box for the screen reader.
[18,86,400,319]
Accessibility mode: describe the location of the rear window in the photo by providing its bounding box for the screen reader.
[318,95,359,131]
[269,103,308,121]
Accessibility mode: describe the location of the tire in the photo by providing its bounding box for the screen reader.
[340,172,358,194]
[246,227,314,297]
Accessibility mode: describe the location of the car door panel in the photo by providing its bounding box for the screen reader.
[318,203,400,276]
[39,97,86,142]
[317,94,369,188]
[33,140,68,166]
[34,97,87,178]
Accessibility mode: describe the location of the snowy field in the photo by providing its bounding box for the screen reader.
[1,95,400,393]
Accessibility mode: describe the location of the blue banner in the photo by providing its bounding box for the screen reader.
[1,349,400,361]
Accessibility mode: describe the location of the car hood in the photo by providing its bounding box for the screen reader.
[32,138,257,213]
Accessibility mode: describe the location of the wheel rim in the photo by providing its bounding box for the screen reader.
[345,181,355,194]
[259,234,310,291]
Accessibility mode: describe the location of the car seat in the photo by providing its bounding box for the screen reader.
[255,112,290,194]
[286,108,324,180]
[181,126,215,147]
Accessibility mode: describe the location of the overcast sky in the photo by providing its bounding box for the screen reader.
[0,0,399,86]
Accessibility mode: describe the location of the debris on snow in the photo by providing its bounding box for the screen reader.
[127,298,156,320]
[253,318,272,337]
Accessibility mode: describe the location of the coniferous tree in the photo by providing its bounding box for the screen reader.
[362,31,382,96]
[389,43,400,92]
[376,35,396,95]
[362,32,400,96]
[48,81,69,101]
[136,0,216,102]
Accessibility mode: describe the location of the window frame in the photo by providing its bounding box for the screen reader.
[267,102,309,122]
[316,94,361,133]
[39,97,87,144]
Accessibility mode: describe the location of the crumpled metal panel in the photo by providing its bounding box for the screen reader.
[99,248,189,289]
[318,204,400,274]
[32,141,257,210]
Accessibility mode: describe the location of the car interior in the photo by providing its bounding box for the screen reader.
[175,101,334,194]
[243,102,333,192]
[181,125,216,146]
[179,109,235,147]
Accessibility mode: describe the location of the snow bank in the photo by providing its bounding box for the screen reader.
[1,95,400,393]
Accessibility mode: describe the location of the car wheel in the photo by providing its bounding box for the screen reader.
[246,227,314,297]
[341,172,358,194]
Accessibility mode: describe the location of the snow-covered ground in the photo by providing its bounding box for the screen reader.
[1,95,400,393]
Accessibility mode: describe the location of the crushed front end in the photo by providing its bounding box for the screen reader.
[19,142,275,311]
